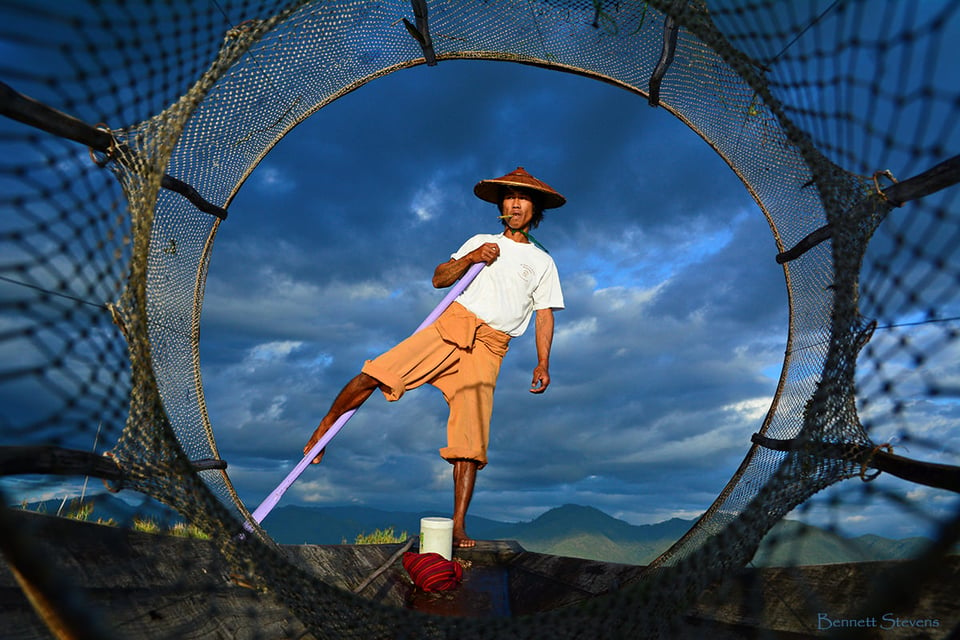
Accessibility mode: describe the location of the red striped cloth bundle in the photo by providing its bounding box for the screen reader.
[402,552,463,591]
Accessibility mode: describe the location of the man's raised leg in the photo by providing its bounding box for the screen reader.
[452,459,479,548]
[303,372,380,464]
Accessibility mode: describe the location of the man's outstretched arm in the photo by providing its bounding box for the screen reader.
[530,308,554,393]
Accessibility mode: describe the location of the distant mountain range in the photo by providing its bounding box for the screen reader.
[259,502,939,567]
[14,495,942,567]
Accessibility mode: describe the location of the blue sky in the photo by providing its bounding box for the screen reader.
[3,2,958,544]
[190,57,957,539]
[194,59,793,530]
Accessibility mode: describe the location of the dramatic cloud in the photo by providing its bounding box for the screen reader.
[5,12,957,546]
[191,59,812,533]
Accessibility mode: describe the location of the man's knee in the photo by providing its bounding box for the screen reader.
[356,371,377,386]
[355,371,393,396]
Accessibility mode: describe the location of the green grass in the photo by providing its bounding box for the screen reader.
[132,516,162,534]
[168,522,211,540]
[354,526,409,545]
[20,499,210,540]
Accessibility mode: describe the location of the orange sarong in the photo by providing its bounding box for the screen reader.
[361,302,510,469]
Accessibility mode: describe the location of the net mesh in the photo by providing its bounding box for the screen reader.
[1,1,958,638]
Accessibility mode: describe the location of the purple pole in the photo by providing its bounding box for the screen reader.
[247,261,486,526]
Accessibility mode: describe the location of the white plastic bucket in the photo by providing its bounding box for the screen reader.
[420,517,454,560]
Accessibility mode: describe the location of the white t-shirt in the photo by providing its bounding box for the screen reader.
[451,233,564,337]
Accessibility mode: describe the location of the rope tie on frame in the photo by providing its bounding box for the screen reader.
[860,443,895,482]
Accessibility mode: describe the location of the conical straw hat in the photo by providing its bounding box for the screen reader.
[473,167,566,209]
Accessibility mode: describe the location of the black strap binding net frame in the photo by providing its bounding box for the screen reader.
[0,80,229,221]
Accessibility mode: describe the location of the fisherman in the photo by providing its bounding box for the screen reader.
[304,167,566,548]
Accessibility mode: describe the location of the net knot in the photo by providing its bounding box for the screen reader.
[87,123,118,168]
[859,443,894,482]
[872,170,902,207]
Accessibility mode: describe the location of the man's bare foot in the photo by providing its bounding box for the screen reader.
[303,445,325,464]
[303,428,328,464]
[454,535,476,548]
[453,524,476,547]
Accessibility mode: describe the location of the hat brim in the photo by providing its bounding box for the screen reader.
[474,180,566,209]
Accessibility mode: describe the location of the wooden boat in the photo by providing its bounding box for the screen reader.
[2,509,956,639]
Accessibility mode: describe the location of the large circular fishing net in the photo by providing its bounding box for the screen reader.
[1,1,958,638]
